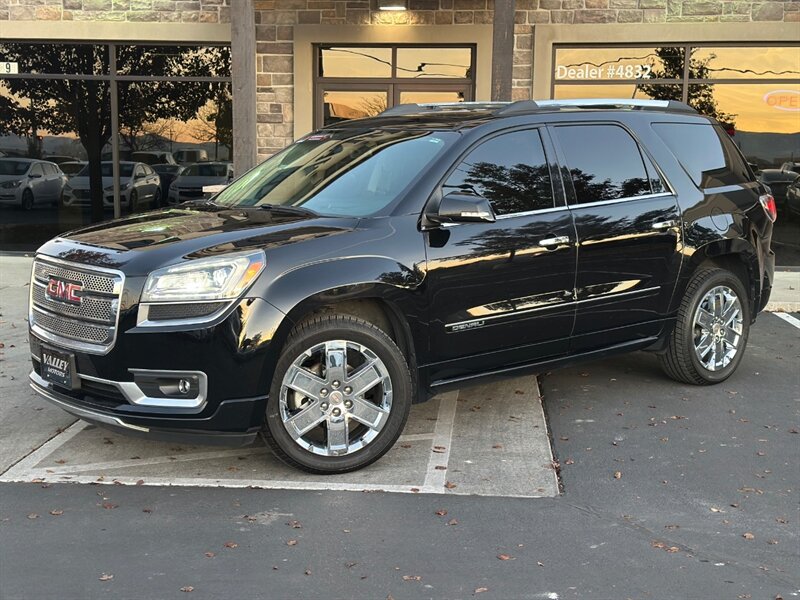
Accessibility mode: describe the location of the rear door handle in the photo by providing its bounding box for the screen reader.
[652,220,678,230]
[538,236,570,248]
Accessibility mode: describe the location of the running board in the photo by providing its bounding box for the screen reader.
[429,336,659,390]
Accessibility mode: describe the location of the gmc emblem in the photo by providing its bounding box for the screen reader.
[46,278,83,305]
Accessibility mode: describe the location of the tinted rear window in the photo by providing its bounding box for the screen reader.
[554,124,654,205]
[652,122,752,189]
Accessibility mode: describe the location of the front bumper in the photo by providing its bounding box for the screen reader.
[0,187,22,204]
[30,371,262,446]
[28,296,290,445]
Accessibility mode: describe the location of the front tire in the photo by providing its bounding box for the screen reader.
[659,268,750,385]
[21,189,34,211]
[263,314,412,474]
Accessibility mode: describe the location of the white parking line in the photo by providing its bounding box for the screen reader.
[774,312,800,330]
[1,419,84,480]
[422,390,459,490]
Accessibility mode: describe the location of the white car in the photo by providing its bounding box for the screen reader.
[168,162,233,204]
[0,158,67,210]
[61,161,162,210]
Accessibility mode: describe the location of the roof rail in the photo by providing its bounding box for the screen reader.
[377,98,697,119]
[378,102,507,117]
[495,100,540,115]
[534,99,697,113]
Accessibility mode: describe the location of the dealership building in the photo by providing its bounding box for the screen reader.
[0,0,798,256]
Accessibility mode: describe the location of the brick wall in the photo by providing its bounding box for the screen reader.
[0,0,232,22]
[2,0,795,159]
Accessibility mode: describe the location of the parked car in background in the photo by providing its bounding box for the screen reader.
[59,161,88,178]
[0,158,67,210]
[45,155,80,166]
[168,161,233,204]
[152,164,184,199]
[758,168,799,213]
[173,148,209,165]
[27,99,776,474]
[786,178,800,220]
[131,151,177,166]
[62,161,162,210]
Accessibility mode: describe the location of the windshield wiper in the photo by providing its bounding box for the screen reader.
[258,204,319,217]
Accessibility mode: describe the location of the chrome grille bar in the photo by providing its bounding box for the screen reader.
[29,256,125,355]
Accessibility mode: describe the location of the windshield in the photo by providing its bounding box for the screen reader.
[183,163,229,177]
[77,163,134,178]
[0,160,31,176]
[214,128,455,217]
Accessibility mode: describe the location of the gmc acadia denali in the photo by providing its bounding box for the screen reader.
[28,99,776,473]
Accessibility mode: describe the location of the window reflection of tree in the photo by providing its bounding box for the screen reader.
[570,168,650,204]
[444,162,553,216]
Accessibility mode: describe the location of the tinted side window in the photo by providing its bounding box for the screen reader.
[29,164,43,177]
[555,124,652,205]
[442,129,554,216]
[652,122,752,188]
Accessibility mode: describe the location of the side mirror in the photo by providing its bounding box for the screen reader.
[135,172,146,179]
[29,172,42,179]
[431,192,496,224]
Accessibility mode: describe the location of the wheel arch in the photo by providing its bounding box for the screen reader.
[680,239,760,320]
[258,257,426,401]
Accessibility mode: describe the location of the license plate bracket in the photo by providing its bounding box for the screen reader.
[40,346,79,390]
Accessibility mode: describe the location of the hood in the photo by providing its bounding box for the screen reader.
[35,204,359,276]
[173,175,229,187]
[0,174,26,184]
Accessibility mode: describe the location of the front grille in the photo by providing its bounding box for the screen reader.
[30,257,124,354]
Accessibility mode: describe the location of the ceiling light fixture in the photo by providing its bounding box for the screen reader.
[378,0,408,10]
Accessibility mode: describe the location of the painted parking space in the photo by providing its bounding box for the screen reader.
[0,376,559,498]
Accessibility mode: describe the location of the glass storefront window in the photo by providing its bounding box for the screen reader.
[396,47,473,79]
[399,90,466,104]
[554,83,683,102]
[692,46,800,80]
[315,44,475,129]
[0,42,231,251]
[554,46,682,82]
[0,42,109,75]
[319,47,392,78]
[322,90,389,126]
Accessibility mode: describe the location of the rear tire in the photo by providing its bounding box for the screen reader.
[659,268,750,385]
[262,314,412,474]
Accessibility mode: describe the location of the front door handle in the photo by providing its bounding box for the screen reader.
[538,236,570,248]
[652,220,678,230]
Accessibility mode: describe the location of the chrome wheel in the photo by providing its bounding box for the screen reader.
[278,340,392,457]
[693,285,743,372]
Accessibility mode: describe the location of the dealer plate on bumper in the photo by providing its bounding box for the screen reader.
[40,346,79,390]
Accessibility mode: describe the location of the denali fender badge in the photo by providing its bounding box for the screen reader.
[46,278,83,305]
[449,320,485,333]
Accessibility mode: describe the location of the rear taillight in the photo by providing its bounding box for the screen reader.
[759,193,777,222]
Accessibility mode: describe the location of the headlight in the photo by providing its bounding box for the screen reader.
[104,182,130,192]
[1,179,23,189]
[141,250,266,303]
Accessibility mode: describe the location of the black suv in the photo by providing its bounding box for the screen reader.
[29,99,776,474]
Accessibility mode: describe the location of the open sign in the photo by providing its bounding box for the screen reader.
[763,89,800,112]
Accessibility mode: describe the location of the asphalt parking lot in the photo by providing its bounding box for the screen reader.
[0,256,798,599]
